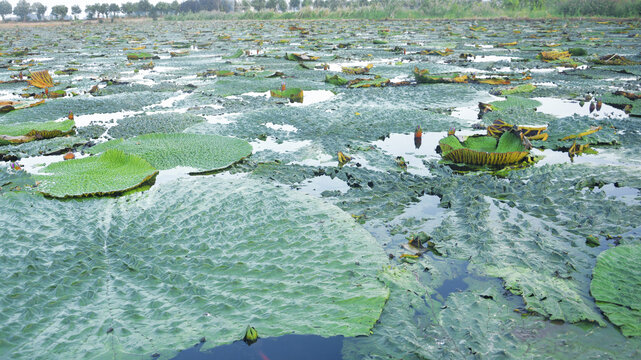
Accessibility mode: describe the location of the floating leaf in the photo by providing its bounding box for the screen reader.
[439,131,529,166]
[568,48,587,56]
[35,149,158,198]
[0,177,389,358]
[285,53,319,61]
[0,99,45,113]
[27,70,53,89]
[413,67,468,84]
[87,133,252,172]
[222,49,243,59]
[169,50,189,57]
[325,74,349,86]
[126,52,157,60]
[591,245,641,336]
[0,119,74,145]
[488,96,541,111]
[477,78,511,85]
[342,64,373,75]
[347,76,390,88]
[500,83,536,95]
[592,54,638,65]
[270,88,304,103]
[487,119,548,141]
[420,48,454,56]
[538,51,571,61]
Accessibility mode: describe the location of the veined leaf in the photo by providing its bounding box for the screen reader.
[0,177,389,358]
[87,133,252,172]
[0,119,74,145]
[27,70,53,89]
[591,245,641,336]
[35,149,158,198]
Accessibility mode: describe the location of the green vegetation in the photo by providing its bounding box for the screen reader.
[591,245,641,336]
[0,119,75,145]
[0,177,389,357]
[3,0,640,22]
[87,133,252,172]
[0,119,74,137]
[2,12,641,360]
[270,87,304,102]
[36,149,158,198]
[439,131,529,166]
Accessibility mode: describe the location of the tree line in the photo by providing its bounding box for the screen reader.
[0,0,639,21]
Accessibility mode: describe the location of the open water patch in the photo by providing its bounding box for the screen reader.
[249,137,311,154]
[170,334,343,360]
[534,97,628,119]
[372,131,482,176]
[294,175,350,197]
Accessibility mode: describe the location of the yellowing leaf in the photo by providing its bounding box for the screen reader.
[27,70,54,89]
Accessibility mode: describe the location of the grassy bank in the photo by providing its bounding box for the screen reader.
[164,3,641,21]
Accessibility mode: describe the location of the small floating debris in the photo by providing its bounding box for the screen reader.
[243,326,258,345]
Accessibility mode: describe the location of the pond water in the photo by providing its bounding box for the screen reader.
[171,335,344,360]
[2,18,641,360]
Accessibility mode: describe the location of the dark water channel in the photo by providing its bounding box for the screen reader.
[171,334,343,360]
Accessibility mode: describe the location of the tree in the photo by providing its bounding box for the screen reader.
[30,2,45,20]
[13,0,31,21]
[266,0,277,10]
[85,4,97,19]
[302,0,312,8]
[121,2,136,16]
[277,0,287,11]
[137,0,152,16]
[51,5,68,20]
[98,3,108,18]
[170,0,180,13]
[0,0,11,21]
[108,3,120,17]
[251,0,266,10]
[290,0,300,10]
[71,5,81,19]
[155,1,170,15]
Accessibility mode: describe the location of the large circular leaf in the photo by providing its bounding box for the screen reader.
[88,133,252,172]
[591,245,641,337]
[0,177,389,359]
[35,149,158,198]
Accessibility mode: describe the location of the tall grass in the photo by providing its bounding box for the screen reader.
[163,1,641,21]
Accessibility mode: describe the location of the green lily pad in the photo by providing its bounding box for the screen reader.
[568,48,588,56]
[500,84,536,96]
[35,149,158,198]
[413,68,468,84]
[270,88,304,103]
[87,133,252,172]
[591,245,641,336]
[325,74,349,86]
[348,77,390,88]
[285,53,319,61]
[0,119,75,145]
[0,176,389,358]
[486,265,605,325]
[126,52,156,60]
[489,96,542,111]
[222,49,243,59]
[439,131,529,166]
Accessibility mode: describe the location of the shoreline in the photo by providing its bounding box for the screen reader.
[0,15,638,28]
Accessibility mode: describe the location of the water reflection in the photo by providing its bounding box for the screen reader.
[171,334,343,360]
